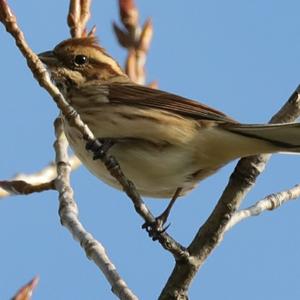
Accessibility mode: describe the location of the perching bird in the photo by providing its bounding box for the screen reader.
[39,36,300,225]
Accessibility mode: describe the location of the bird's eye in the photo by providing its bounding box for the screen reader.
[73,55,88,66]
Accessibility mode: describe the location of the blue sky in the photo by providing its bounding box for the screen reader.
[1,1,300,299]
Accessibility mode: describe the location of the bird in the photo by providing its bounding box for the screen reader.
[38,36,300,227]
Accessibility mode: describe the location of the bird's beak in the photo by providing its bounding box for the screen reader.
[38,50,57,66]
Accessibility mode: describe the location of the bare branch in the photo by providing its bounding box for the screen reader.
[159,87,300,299]
[54,118,138,300]
[0,156,80,199]
[68,0,92,38]
[225,184,300,231]
[114,0,153,85]
[0,180,54,197]
[12,276,39,300]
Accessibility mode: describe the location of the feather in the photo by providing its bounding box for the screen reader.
[107,82,237,123]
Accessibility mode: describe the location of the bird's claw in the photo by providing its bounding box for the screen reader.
[142,217,171,241]
[85,138,114,160]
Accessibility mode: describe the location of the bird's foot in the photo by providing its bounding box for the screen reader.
[85,138,115,160]
[142,188,182,241]
[142,214,171,241]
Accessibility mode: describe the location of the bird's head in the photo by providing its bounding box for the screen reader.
[38,37,126,88]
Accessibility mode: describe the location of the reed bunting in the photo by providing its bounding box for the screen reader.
[39,37,300,225]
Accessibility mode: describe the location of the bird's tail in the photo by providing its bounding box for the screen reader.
[222,122,300,154]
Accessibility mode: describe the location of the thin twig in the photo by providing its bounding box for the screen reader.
[0,180,55,197]
[68,0,92,38]
[225,184,300,231]
[114,0,153,85]
[54,118,138,300]
[0,156,80,199]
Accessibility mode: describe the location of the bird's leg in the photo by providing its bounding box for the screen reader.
[85,138,115,159]
[156,187,182,229]
[143,187,182,240]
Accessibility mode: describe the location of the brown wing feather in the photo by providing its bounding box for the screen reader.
[108,83,237,123]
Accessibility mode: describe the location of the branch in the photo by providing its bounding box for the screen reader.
[225,184,300,231]
[68,0,92,38]
[0,156,80,199]
[54,118,138,300]
[0,179,54,197]
[159,87,300,299]
[114,0,153,85]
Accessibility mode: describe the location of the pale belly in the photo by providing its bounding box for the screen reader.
[64,122,222,198]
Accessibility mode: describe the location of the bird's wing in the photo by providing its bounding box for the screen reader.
[107,82,237,123]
